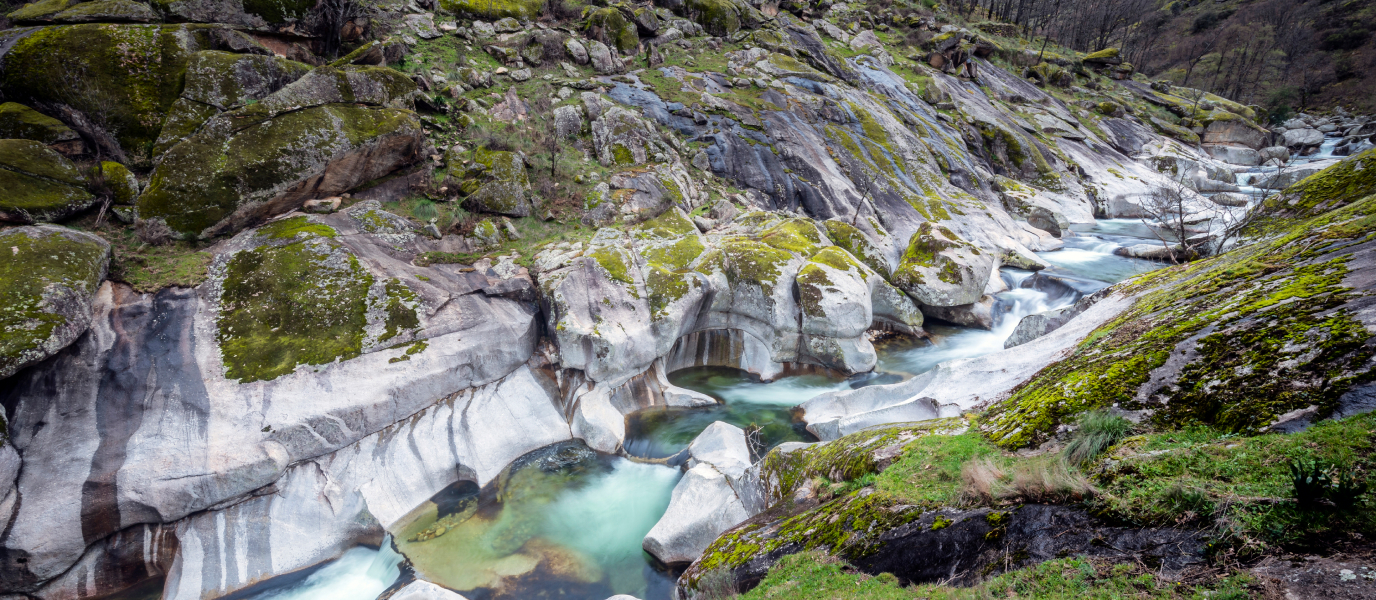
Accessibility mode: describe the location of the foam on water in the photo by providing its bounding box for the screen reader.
[241,539,403,600]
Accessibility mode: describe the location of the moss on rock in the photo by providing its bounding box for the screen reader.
[823,219,890,277]
[890,222,990,307]
[0,24,210,164]
[585,7,639,54]
[138,103,424,239]
[216,221,373,383]
[983,181,1376,448]
[0,102,81,148]
[0,139,97,223]
[6,0,79,22]
[100,161,139,205]
[437,0,543,20]
[456,147,533,217]
[0,225,110,380]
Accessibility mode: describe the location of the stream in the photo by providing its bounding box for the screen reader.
[233,220,1168,600]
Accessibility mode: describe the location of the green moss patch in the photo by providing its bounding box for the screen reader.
[216,236,372,383]
[437,0,543,19]
[0,139,96,222]
[0,24,206,163]
[0,102,79,146]
[0,226,108,378]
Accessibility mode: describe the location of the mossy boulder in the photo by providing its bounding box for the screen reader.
[437,0,543,20]
[1081,47,1121,65]
[5,0,79,23]
[823,219,891,277]
[99,161,139,205]
[585,7,639,54]
[451,147,533,218]
[138,64,424,240]
[53,0,161,22]
[1266,147,1376,220]
[0,225,110,381]
[684,0,763,37]
[0,139,98,223]
[150,50,313,156]
[0,24,212,165]
[0,102,83,155]
[1148,116,1200,146]
[891,222,993,307]
[180,51,313,110]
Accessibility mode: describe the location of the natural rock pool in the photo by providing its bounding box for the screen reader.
[237,221,1165,600]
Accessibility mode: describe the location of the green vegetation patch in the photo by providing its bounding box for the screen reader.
[1266,147,1376,222]
[824,219,890,277]
[742,552,1256,600]
[103,227,212,292]
[1094,413,1376,554]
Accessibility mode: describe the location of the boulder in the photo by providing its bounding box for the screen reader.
[565,38,590,64]
[685,0,763,37]
[1209,192,1250,207]
[451,147,533,217]
[1081,47,1121,65]
[891,222,994,307]
[1256,163,1330,190]
[1259,146,1289,163]
[1282,128,1324,150]
[99,160,139,205]
[1113,243,1177,261]
[1003,290,1104,348]
[554,104,584,137]
[1202,144,1260,166]
[152,50,313,156]
[137,65,424,240]
[591,106,667,167]
[0,24,214,163]
[586,7,640,54]
[0,225,109,381]
[643,422,753,565]
[587,40,621,74]
[1201,117,1267,149]
[922,294,996,329]
[0,139,98,223]
[0,102,84,156]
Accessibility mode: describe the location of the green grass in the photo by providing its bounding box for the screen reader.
[741,552,1256,600]
[1092,412,1376,554]
[101,227,212,292]
[872,428,1001,506]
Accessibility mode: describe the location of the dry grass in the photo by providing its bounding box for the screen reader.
[961,456,1093,505]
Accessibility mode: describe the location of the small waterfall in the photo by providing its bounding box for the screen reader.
[242,538,403,600]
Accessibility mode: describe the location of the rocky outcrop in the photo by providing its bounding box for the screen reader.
[450,147,534,217]
[0,207,544,597]
[137,65,424,240]
[982,153,1376,449]
[0,225,109,381]
[393,581,472,600]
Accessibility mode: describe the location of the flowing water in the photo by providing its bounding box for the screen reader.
[237,539,404,600]
[277,219,1167,600]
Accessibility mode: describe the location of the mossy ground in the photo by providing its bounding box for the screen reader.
[740,551,1256,600]
[101,227,212,292]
